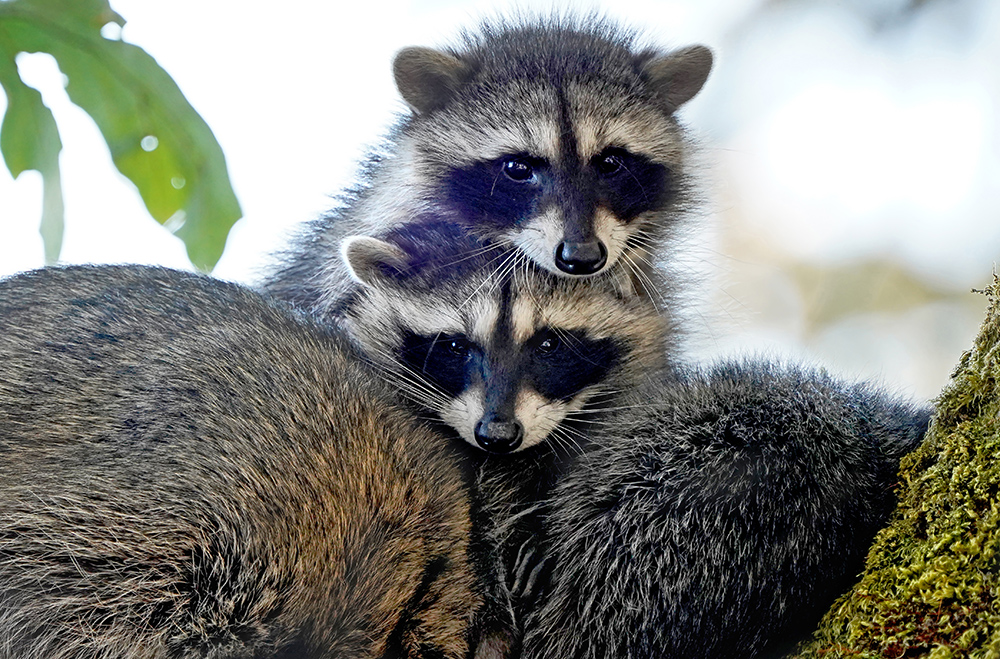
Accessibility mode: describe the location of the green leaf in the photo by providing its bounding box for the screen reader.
[0,54,61,177]
[8,0,124,33]
[39,164,63,263]
[0,40,65,263]
[0,0,242,270]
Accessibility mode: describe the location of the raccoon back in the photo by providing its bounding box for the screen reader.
[521,359,931,659]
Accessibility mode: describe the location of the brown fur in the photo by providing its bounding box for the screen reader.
[0,265,492,659]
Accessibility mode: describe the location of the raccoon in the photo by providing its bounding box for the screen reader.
[517,359,931,659]
[328,225,931,656]
[334,221,671,455]
[330,226,930,655]
[328,221,677,652]
[263,16,713,319]
[0,264,509,659]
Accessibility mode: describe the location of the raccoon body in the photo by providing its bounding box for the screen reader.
[264,16,712,318]
[519,359,931,659]
[0,265,498,659]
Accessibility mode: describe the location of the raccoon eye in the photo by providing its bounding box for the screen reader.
[594,149,625,177]
[445,337,473,358]
[502,157,535,183]
[534,332,562,357]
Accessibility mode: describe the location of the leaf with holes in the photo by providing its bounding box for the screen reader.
[0,0,241,269]
[0,47,64,263]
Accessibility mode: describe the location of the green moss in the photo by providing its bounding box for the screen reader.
[793,275,1000,659]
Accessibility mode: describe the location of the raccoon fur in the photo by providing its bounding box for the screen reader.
[263,15,712,318]
[516,359,932,659]
[0,264,509,659]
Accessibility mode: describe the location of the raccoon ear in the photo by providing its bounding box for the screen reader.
[393,46,470,114]
[641,45,714,113]
[341,236,409,288]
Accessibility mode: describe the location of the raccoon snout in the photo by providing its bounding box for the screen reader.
[554,240,608,276]
[474,415,524,453]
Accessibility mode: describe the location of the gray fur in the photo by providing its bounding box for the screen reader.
[642,44,714,112]
[263,15,711,317]
[516,359,931,659]
[322,212,931,657]
[393,47,471,114]
[0,264,505,659]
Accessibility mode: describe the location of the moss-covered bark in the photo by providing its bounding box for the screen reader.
[793,275,1000,658]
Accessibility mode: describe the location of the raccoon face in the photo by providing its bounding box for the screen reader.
[395,321,621,453]
[340,229,667,454]
[392,26,712,281]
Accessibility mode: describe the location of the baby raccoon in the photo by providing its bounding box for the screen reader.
[264,16,712,317]
[0,265,509,659]
[518,359,932,659]
[330,226,932,656]
[334,221,671,455]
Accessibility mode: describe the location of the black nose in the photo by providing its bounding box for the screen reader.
[554,240,608,276]
[474,416,524,453]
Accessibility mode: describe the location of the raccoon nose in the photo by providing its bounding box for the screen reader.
[474,416,524,453]
[554,240,608,276]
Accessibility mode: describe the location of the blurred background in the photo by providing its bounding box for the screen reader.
[1,0,997,401]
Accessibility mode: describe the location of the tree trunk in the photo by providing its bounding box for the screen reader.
[793,274,1000,658]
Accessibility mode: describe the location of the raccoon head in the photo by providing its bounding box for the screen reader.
[391,18,712,282]
[339,224,668,454]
